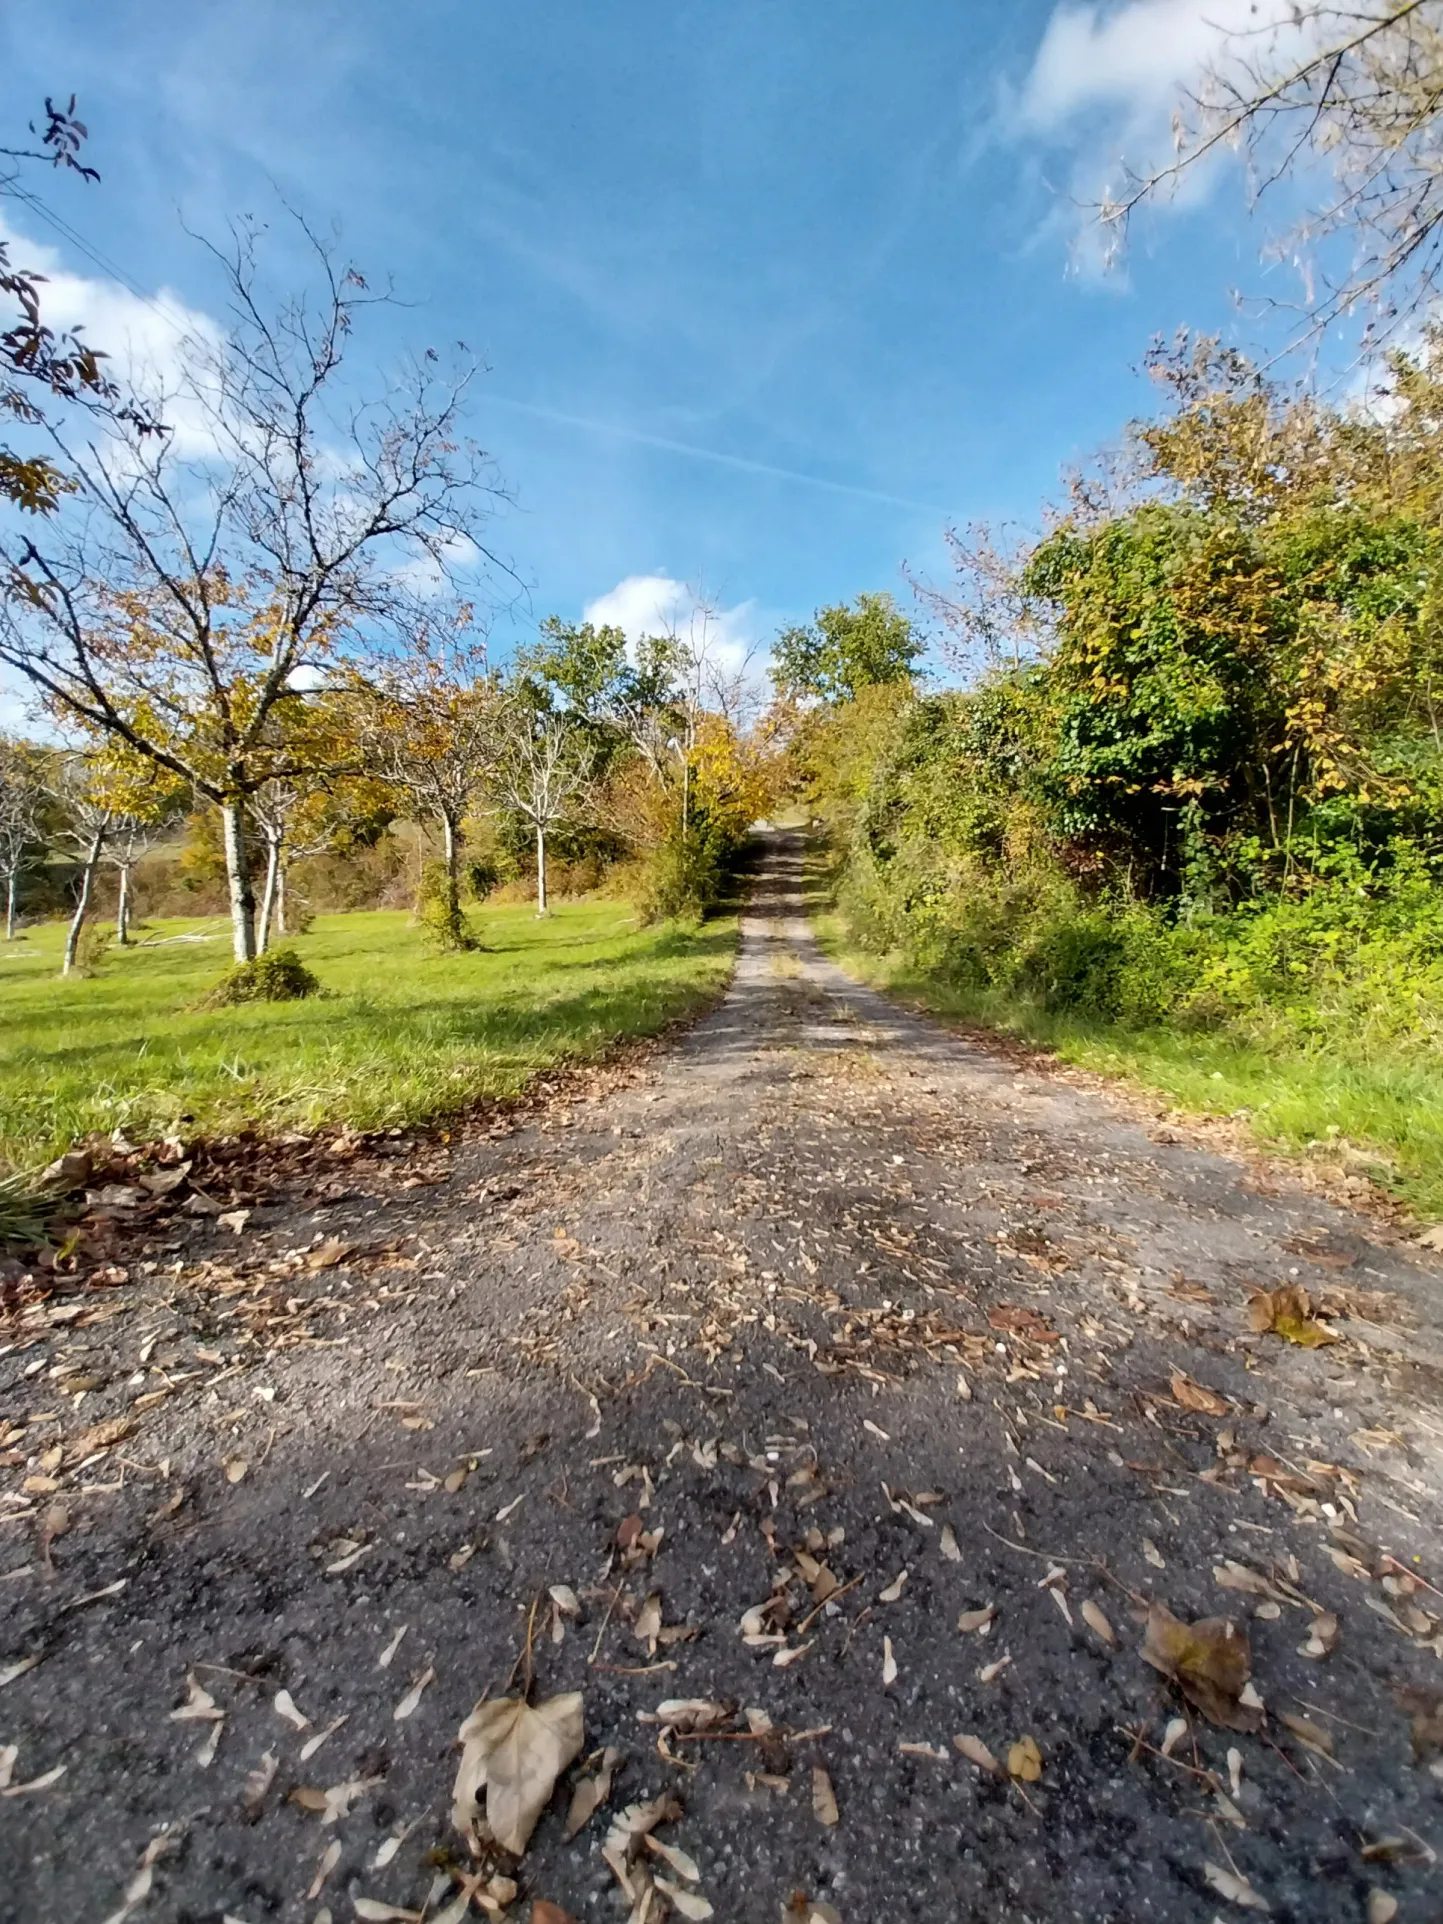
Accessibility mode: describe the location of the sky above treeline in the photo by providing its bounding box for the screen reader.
[1,1,1312,675]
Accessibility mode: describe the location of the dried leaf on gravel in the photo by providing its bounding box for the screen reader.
[634,1592,663,1651]
[170,1675,223,1722]
[65,1417,134,1463]
[645,1834,702,1883]
[1203,1862,1271,1912]
[453,1691,585,1856]
[306,1238,354,1271]
[655,1879,714,1919]
[377,1625,408,1669]
[638,1700,727,1732]
[532,1905,578,1924]
[939,1524,961,1562]
[1213,1561,1289,1604]
[393,1666,434,1721]
[241,1751,277,1817]
[603,1792,682,1858]
[307,1839,340,1899]
[1170,1369,1230,1417]
[1300,1612,1339,1660]
[1142,1604,1262,1733]
[957,1605,996,1635]
[1081,1600,1115,1644]
[0,1762,66,1796]
[193,1719,223,1768]
[565,1745,621,1838]
[977,1653,1012,1684]
[1247,1285,1337,1348]
[1007,1735,1042,1782]
[882,1636,898,1685]
[222,1456,249,1485]
[549,1585,581,1619]
[878,1571,908,1603]
[811,1766,839,1826]
[353,1904,422,1922]
[953,1733,999,1773]
[1143,1539,1166,1570]
[1367,1894,1399,1924]
[273,1688,310,1730]
[1277,1710,1334,1757]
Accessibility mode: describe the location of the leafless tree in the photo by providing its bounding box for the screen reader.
[0,215,506,961]
[1108,2,1443,344]
[488,699,596,915]
[103,804,181,945]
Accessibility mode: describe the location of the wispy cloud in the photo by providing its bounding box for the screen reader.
[488,394,951,516]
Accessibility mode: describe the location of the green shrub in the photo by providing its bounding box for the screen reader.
[207,947,320,1007]
[415,861,478,952]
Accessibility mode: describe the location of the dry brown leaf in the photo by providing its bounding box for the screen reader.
[639,1700,727,1732]
[654,1882,714,1921]
[1007,1735,1042,1782]
[170,1675,222,1723]
[878,1571,908,1603]
[957,1605,996,1635]
[240,1750,276,1817]
[453,1691,584,1856]
[977,1653,1012,1684]
[222,1456,249,1485]
[1247,1284,1338,1348]
[273,1688,309,1730]
[1203,1862,1270,1912]
[952,1733,999,1773]
[1366,1893,1399,1924]
[393,1665,434,1721]
[811,1766,839,1826]
[1277,1710,1334,1757]
[353,1904,422,1923]
[1141,1603,1262,1734]
[307,1839,340,1900]
[565,1745,621,1839]
[1170,1369,1230,1417]
[939,1524,961,1563]
[306,1237,354,1271]
[645,1834,701,1883]
[882,1636,898,1685]
[1300,1611,1339,1661]
[634,1592,663,1652]
[531,1905,579,1924]
[0,1763,65,1797]
[1081,1600,1115,1645]
[1143,1538,1166,1570]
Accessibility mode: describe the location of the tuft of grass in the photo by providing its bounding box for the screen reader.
[810,882,1443,1224]
[0,1164,53,1250]
[0,899,737,1166]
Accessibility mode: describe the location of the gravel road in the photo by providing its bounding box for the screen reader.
[3,829,1442,1924]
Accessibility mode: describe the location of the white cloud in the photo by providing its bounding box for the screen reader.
[583,574,770,711]
[1021,0,1283,129]
[0,213,225,459]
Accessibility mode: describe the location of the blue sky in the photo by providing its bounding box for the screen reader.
[1,0,1299,671]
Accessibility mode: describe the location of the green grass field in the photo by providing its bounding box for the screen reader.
[810,891,1443,1225]
[0,901,737,1168]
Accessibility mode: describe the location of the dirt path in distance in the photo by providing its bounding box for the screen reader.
[3,830,1442,1924]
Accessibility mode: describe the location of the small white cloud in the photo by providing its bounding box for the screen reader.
[1021,0,1280,129]
[0,213,225,460]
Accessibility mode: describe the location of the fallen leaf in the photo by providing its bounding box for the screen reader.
[306,1237,354,1271]
[882,1636,898,1686]
[1142,1603,1262,1733]
[273,1688,310,1730]
[170,1675,223,1723]
[193,1718,224,1768]
[218,1209,250,1236]
[1300,1612,1339,1661]
[1081,1600,1115,1645]
[531,1906,579,1924]
[565,1745,621,1838]
[0,1762,66,1796]
[1367,1893,1399,1924]
[939,1524,961,1563]
[1142,1538,1166,1570]
[549,1585,581,1619]
[241,1751,277,1817]
[1247,1284,1337,1348]
[953,1733,999,1773]
[307,1839,340,1900]
[1277,1710,1333,1757]
[378,1625,408,1669]
[655,1880,714,1920]
[222,1456,249,1485]
[393,1666,434,1721]
[645,1834,701,1883]
[1161,1716,1189,1757]
[353,1904,422,1923]
[1007,1735,1042,1781]
[862,1420,890,1441]
[879,1571,908,1603]
[772,1640,813,1668]
[1170,1369,1230,1417]
[639,1700,727,1732]
[0,1655,41,1689]
[957,1605,996,1635]
[811,1766,839,1826]
[453,1691,585,1856]
[977,1653,1012,1684]
[1203,1861,1270,1912]
[634,1593,663,1652]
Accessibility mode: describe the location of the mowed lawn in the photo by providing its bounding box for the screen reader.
[0,901,737,1167]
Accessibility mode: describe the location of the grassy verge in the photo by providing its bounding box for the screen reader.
[0,899,737,1167]
[807,859,1443,1224]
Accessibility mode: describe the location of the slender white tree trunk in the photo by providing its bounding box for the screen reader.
[535,821,548,916]
[257,834,282,953]
[220,798,258,962]
[4,869,15,940]
[62,829,105,976]
[116,864,132,945]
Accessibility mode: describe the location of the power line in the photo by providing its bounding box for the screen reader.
[3,181,200,335]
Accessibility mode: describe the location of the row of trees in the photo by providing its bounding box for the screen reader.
[0,116,770,970]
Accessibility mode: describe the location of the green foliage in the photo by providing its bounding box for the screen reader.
[466,857,502,902]
[773,593,921,704]
[415,860,478,952]
[0,1164,53,1251]
[208,947,320,1007]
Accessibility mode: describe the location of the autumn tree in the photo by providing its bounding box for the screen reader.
[772,593,921,705]
[0,734,43,938]
[361,628,498,949]
[0,220,502,961]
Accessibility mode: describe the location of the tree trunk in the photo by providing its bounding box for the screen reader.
[257,834,281,953]
[4,868,15,940]
[441,809,463,941]
[220,799,258,963]
[62,829,105,976]
[116,864,132,945]
[276,862,287,936]
[535,821,548,916]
